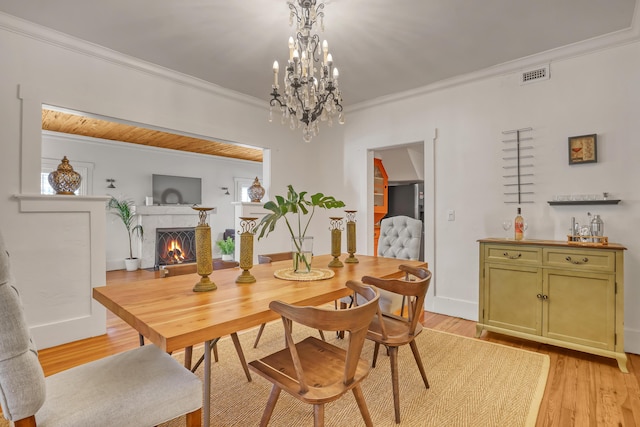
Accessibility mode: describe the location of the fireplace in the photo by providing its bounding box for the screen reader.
[155,227,196,267]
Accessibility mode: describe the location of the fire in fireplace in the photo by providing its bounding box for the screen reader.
[155,227,196,267]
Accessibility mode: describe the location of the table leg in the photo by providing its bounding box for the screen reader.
[203,339,212,427]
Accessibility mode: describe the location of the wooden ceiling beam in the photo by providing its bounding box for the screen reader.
[41,109,263,163]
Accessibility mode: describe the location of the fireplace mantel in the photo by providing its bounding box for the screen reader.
[136,205,217,216]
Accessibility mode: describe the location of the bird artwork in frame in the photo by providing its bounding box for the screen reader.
[568,134,597,165]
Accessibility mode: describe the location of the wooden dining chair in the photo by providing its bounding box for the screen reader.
[0,231,202,427]
[253,252,325,349]
[249,280,380,427]
[253,252,290,348]
[339,215,423,318]
[361,264,432,424]
[161,259,251,382]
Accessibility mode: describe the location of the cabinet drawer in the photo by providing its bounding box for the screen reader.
[543,248,615,272]
[484,245,541,266]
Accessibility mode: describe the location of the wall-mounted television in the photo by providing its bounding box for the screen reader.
[152,174,202,205]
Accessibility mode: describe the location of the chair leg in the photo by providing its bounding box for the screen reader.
[318,330,326,341]
[409,339,430,389]
[389,346,401,424]
[213,342,219,362]
[230,332,252,382]
[313,403,325,427]
[253,323,267,348]
[184,346,193,370]
[186,408,202,427]
[14,416,37,427]
[372,342,381,368]
[352,384,373,427]
[260,385,281,427]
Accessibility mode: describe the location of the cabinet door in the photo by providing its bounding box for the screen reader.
[543,269,615,350]
[484,263,542,335]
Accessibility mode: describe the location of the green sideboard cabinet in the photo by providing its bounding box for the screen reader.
[477,238,627,372]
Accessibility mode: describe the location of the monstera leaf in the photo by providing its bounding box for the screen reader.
[256,185,345,241]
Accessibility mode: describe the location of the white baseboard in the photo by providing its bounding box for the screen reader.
[426,296,477,322]
[624,327,640,355]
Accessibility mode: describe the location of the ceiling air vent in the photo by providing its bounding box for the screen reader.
[520,65,550,85]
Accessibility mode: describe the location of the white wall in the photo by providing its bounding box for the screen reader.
[0,14,345,348]
[343,40,640,353]
[3,10,639,356]
[42,131,262,269]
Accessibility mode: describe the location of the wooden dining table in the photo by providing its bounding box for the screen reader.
[93,254,427,427]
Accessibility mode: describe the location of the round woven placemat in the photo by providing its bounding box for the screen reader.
[273,267,335,281]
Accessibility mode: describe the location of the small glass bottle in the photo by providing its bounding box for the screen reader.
[514,208,524,241]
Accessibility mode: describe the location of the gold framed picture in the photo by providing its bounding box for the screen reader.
[568,134,597,165]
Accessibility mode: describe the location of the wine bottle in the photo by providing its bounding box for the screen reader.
[514,208,524,241]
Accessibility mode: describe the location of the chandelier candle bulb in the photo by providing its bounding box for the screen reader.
[322,40,328,62]
[289,37,294,60]
[273,61,279,87]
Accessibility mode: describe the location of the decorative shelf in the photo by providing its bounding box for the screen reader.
[547,200,621,206]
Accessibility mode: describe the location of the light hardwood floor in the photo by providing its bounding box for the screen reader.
[28,270,640,426]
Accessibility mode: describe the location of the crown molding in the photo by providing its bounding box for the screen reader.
[2,6,638,115]
[0,11,266,109]
[349,2,640,113]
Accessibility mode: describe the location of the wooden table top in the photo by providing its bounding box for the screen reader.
[93,254,427,353]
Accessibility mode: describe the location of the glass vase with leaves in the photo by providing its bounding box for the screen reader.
[256,185,345,273]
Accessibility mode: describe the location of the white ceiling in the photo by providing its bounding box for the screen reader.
[0,0,637,106]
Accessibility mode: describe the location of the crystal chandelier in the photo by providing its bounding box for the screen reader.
[269,0,344,143]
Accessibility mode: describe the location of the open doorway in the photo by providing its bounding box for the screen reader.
[372,141,428,262]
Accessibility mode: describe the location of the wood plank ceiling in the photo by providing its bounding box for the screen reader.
[41,109,263,163]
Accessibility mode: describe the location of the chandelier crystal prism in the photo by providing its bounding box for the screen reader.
[269,0,344,143]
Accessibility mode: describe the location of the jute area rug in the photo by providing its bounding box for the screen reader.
[161,322,549,427]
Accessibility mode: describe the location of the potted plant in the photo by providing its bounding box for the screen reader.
[216,236,235,261]
[255,185,345,273]
[107,196,144,271]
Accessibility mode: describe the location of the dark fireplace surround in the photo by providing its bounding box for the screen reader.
[155,227,196,267]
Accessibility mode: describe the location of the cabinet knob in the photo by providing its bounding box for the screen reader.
[536,293,543,299]
[503,252,522,259]
[565,256,589,264]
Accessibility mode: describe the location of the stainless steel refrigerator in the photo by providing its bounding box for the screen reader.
[386,182,425,261]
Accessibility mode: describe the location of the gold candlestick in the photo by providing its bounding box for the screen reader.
[192,207,216,292]
[344,210,359,264]
[236,217,258,284]
[328,217,344,268]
